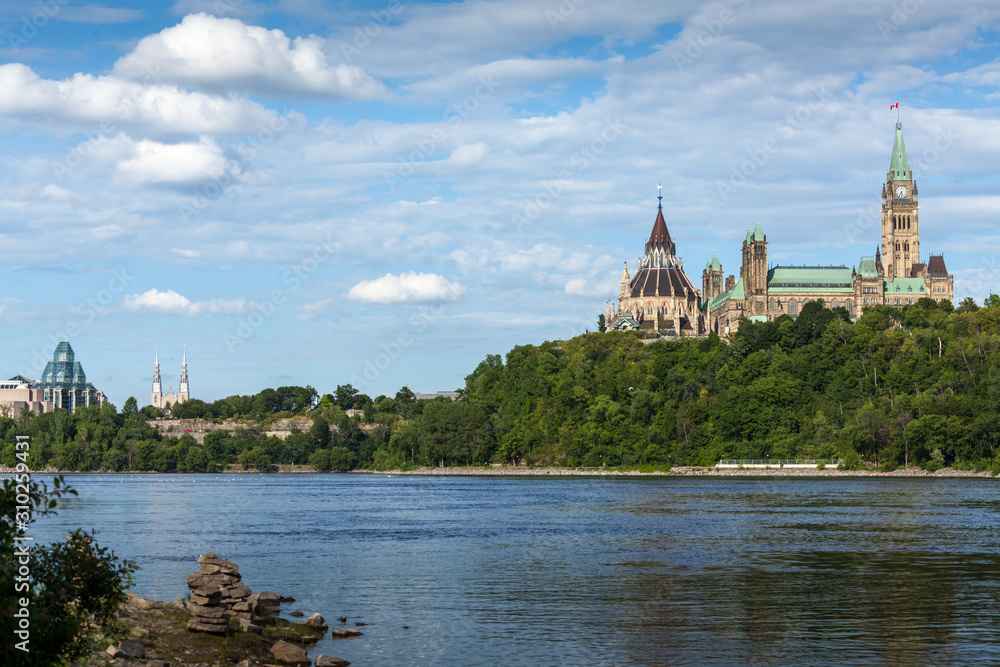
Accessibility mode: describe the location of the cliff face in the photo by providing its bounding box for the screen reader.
[147,418,316,444]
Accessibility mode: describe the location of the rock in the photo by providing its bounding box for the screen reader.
[269,640,311,666]
[354,622,367,626]
[146,661,170,667]
[186,619,229,634]
[127,593,158,609]
[337,617,347,623]
[200,552,219,560]
[186,603,227,618]
[290,610,304,617]
[232,601,256,612]
[193,587,223,599]
[280,595,296,603]
[106,645,126,658]
[402,626,409,629]
[258,591,281,603]
[238,618,262,634]
[118,639,146,659]
[315,656,350,667]
[328,627,362,638]
[167,597,186,609]
[190,594,218,606]
[223,584,252,599]
[131,627,150,638]
[301,613,327,630]
[187,572,239,590]
[236,661,261,667]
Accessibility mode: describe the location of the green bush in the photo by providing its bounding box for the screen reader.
[838,451,862,471]
[1,475,137,666]
[879,461,898,472]
[816,461,826,470]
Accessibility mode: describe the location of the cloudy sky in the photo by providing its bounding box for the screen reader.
[1,0,999,406]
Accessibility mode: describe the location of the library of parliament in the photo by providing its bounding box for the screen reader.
[607,122,954,335]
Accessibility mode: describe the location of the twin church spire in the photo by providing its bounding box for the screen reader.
[151,347,189,410]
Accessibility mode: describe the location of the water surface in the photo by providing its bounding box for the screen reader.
[31,474,1000,665]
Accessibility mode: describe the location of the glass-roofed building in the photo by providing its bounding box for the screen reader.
[703,122,954,336]
[34,342,104,412]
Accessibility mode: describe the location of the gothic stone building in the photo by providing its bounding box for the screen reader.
[705,122,954,336]
[607,193,705,334]
[151,347,190,410]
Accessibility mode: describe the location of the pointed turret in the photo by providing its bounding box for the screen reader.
[890,122,911,181]
[179,346,189,399]
[875,246,884,274]
[151,347,162,408]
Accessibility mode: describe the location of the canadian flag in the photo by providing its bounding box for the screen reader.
[890,102,899,110]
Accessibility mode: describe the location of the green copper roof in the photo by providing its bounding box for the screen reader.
[767,265,852,286]
[857,256,879,278]
[884,277,926,294]
[753,223,765,241]
[746,315,767,323]
[710,254,721,270]
[745,230,753,245]
[708,277,744,311]
[890,122,911,180]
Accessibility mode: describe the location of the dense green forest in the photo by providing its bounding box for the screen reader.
[3,296,1000,473]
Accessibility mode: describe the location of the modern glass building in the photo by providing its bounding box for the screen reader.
[35,342,104,412]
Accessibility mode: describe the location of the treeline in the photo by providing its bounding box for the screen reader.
[3,296,1000,473]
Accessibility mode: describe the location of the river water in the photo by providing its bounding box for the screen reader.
[30,474,1000,665]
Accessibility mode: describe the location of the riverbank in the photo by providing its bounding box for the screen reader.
[3,465,995,478]
[357,465,998,478]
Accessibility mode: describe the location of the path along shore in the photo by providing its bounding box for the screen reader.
[2,465,995,478]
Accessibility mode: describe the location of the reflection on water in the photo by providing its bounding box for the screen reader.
[31,475,1000,666]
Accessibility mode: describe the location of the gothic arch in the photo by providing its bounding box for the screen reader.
[788,298,798,316]
[831,298,839,309]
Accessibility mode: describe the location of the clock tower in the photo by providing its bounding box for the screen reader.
[881,122,919,279]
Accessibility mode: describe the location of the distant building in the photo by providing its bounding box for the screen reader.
[0,375,53,415]
[34,342,104,412]
[704,122,955,336]
[607,186,705,334]
[150,347,190,410]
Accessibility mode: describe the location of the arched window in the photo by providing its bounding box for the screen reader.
[846,300,853,315]
[647,303,653,316]
[892,215,896,229]
[788,299,798,316]
[770,298,776,311]
[831,298,839,309]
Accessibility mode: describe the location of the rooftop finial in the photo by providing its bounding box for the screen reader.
[657,181,663,210]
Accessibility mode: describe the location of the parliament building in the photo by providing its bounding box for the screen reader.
[608,122,954,336]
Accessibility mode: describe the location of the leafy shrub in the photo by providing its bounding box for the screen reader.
[838,451,862,471]
[1,475,137,666]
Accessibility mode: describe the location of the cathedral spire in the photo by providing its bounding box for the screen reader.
[179,345,189,398]
[151,347,162,406]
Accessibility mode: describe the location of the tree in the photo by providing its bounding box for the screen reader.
[310,416,331,449]
[1,475,137,665]
[956,296,979,314]
[598,313,607,333]
[334,384,360,410]
[122,396,139,417]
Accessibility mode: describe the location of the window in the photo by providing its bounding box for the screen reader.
[770,298,776,311]
[831,298,838,309]
[788,299,798,316]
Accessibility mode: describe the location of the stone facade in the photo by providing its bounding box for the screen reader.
[608,191,705,334]
[0,376,53,415]
[705,122,955,336]
[151,347,189,410]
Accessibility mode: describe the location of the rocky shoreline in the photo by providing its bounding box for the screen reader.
[85,552,358,667]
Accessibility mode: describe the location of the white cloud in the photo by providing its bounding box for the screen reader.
[122,289,248,316]
[113,13,389,101]
[116,137,234,184]
[347,272,466,304]
[0,63,278,136]
[446,142,490,167]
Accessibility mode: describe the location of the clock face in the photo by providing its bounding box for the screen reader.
[895,185,907,198]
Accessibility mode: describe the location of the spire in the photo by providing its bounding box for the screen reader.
[657,181,663,211]
[890,122,911,181]
[152,347,162,399]
[875,246,884,274]
[179,345,189,398]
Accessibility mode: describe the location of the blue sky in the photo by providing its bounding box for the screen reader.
[1,0,999,406]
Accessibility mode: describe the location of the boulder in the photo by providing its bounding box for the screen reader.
[187,619,229,634]
[290,610,304,617]
[106,645,126,658]
[119,639,147,659]
[238,618,262,634]
[187,572,239,589]
[193,587,223,600]
[269,640,311,666]
[315,656,351,667]
[301,613,327,630]
[126,593,158,609]
[329,627,362,638]
[223,584,252,599]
